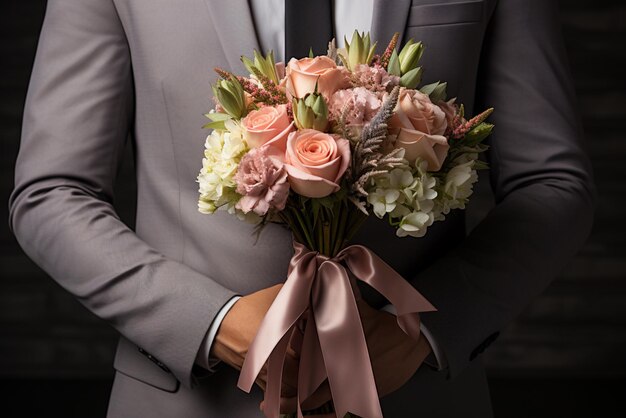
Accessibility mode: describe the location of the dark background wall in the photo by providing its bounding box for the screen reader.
[1,1,625,417]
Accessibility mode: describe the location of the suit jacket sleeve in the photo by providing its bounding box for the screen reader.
[412,0,595,378]
[8,0,237,389]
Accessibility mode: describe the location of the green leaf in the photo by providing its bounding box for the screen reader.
[241,50,279,84]
[473,159,490,170]
[430,82,447,102]
[241,55,256,75]
[205,112,232,122]
[399,67,423,89]
[419,81,438,96]
[202,120,227,130]
[266,50,278,84]
[387,49,401,76]
[311,199,321,228]
[337,51,350,69]
[420,81,447,102]
[367,44,377,65]
[309,47,314,58]
[318,196,335,209]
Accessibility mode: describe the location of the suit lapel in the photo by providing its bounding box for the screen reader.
[203,0,261,73]
[371,0,412,46]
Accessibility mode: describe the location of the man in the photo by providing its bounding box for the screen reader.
[9,0,594,417]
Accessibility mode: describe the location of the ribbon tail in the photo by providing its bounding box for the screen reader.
[313,261,383,418]
[262,329,292,418]
[297,314,327,415]
[341,245,436,340]
[238,252,318,393]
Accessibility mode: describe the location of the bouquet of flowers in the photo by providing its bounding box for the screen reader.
[197,31,493,418]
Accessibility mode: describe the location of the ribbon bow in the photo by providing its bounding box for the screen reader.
[238,241,436,418]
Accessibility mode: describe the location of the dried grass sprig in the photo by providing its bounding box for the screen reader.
[347,86,405,213]
[327,38,339,64]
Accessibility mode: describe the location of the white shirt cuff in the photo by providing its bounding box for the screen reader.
[195,295,241,371]
[381,303,448,371]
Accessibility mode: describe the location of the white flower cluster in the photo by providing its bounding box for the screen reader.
[433,154,479,220]
[197,120,248,214]
[367,161,438,238]
[366,152,481,238]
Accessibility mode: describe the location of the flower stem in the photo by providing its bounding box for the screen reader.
[331,202,349,257]
[290,205,316,250]
[322,219,331,257]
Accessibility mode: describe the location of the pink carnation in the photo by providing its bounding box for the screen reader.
[328,87,382,127]
[351,64,400,93]
[234,146,290,216]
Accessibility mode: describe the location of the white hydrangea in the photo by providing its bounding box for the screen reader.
[197,120,248,214]
[397,211,435,238]
[368,188,401,218]
[365,161,439,238]
[404,161,437,213]
[435,158,479,217]
[367,167,413,219]
[393,161,437,237]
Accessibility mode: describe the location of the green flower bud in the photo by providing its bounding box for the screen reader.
[241,50,279,84]
[292,92,328,131]
[340,31,377,71]
[212,75,247,119]
[398,40,423,74]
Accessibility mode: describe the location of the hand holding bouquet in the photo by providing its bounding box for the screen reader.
[197,31,493,418]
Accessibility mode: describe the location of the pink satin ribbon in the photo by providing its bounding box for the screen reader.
[237,241,436,418]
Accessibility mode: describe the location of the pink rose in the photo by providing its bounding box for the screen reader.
[389,88,448,136]
[438,98,459,128]
[286,56,349,100]
[284,129,351,198]
[395,129,449,172]
[234,146,290,216]
[241,104,294,152]
[389,89,449,170]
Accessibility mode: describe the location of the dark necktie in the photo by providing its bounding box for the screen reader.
[285,0,334,61]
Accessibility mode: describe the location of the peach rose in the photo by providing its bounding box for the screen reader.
[284,129,350,198]
[286,56,349,100]
[389,89,448,136]
[438,98,459,128]
[389,89,449,170]
[241,104,294,152]
[395,129,449,172]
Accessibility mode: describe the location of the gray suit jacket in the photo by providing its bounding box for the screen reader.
[9,0,594,416]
